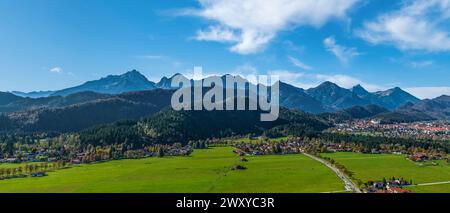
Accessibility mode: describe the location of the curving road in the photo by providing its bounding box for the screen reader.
[303,152,362,193]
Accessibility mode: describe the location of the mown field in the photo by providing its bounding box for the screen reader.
[321,152,450,193]
[0,147,344,193]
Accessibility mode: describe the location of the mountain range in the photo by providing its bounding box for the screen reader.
[0,70,448,132]
[374,95,450,123]
[11,70,176,98]
[319,104,390,123]
[1,89,173,132]
[4,70,420,113]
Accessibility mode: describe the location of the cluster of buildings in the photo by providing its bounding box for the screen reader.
[321,143,356,153]
[407,152,446,162]
[233,136,449,165]
[330,120,450,141]
[163,146,192,156]
[0,149,59,164]
[234,140,306,156]
[366,178,411,193]
[2,144,193,165]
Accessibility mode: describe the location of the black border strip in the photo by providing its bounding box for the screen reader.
[0,193,449,211]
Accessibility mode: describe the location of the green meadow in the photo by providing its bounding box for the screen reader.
[0,147,344,193]
[408,184,450,193]
[321,152,450,193]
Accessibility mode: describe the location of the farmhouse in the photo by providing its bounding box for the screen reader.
[373,182,385,188]
[30,172,46,177]
[409,153,429,162]
[6,158,19,163]
[71,159,81,164]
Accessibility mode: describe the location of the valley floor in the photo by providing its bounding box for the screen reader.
[1,147,449,193]
[321,152,450,193]
[0,147,344,193]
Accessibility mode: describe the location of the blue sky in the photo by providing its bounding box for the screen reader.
[1,0,450,99]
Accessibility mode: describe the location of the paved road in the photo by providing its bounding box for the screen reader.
[405,180,450,187]
[321,190,351,193]
[303,152,362,193]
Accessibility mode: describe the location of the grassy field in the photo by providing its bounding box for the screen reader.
[321,152,450,193]
[0,147,344,193]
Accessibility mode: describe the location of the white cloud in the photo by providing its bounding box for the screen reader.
[388,57,435,69]
[405,87,450,99]
[182,65,384,92]
[229,64,261,84]
[180,64,258,82]
[188,0,360,54]
[409,60,434,68]
[135,55,167,60]
[356,0,450,52]
[268,70,310,87]
[195,26,239,42]
[49,67,63,73]
[324,36,361,63]
[283,40,305,53]
[314,74,363,88]
[134,55,183,68]
[313,73,383,91]
[268,69,384,91]
[288,56,313,70]
[178,65,450,99]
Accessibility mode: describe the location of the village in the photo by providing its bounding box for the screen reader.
[329,120,450,141]
[0,147,60,164]
[0,142,192,165]
[232,136,449,163]
[365,177,412,193]
[234,139,306,156]
[0,142,193,181]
